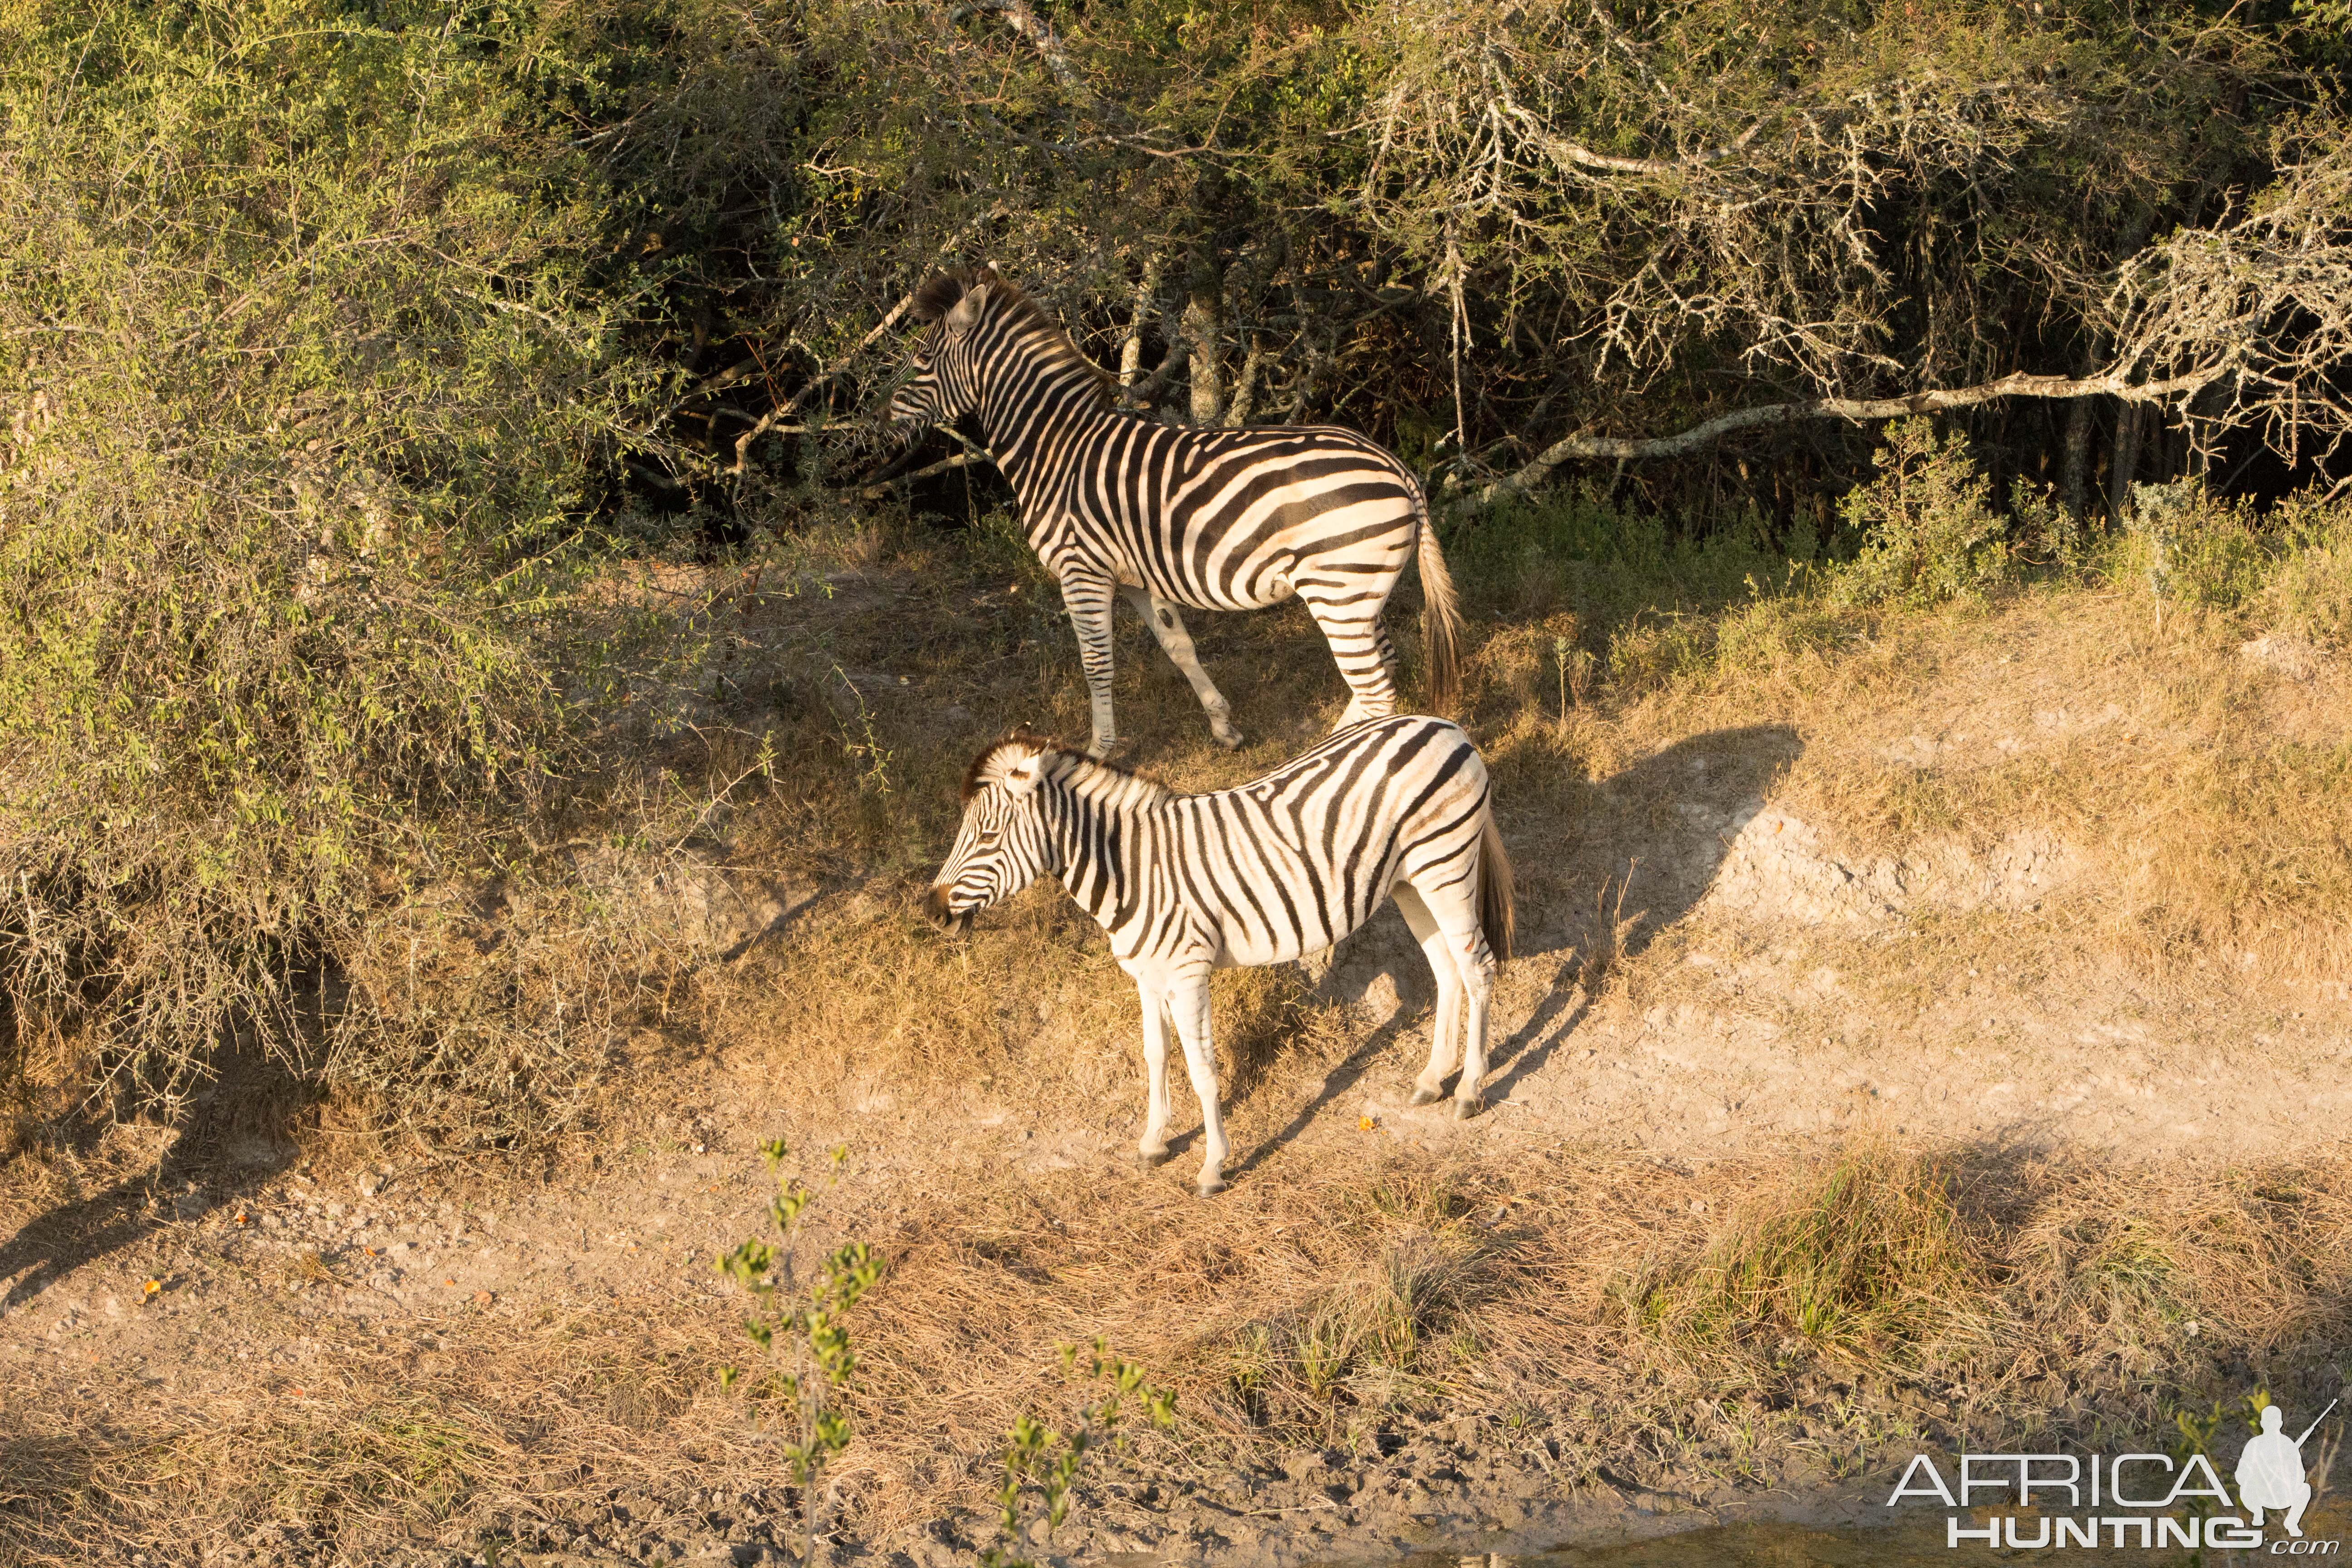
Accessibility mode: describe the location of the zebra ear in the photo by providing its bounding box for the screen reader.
[998,749,1043,797]
[942,283,989,337]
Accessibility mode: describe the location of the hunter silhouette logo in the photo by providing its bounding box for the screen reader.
[2240,1400,2335,1539]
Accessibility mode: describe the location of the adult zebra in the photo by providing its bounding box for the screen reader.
[887,269,1463,758]
[925,715,1513,1197]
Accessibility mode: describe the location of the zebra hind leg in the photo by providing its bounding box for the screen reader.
[1441,919,1498,1120]
[1120,586,1240,749]
[1391,882,1463,1106]
[1061,568,1124,757]
[1298,578,1401,730]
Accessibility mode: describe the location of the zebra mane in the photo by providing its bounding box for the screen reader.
[960,729,1173,807]
[911,268,1115,408]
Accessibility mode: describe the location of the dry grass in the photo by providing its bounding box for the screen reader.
[0,1298,766,1559]
[1627,1145,1992,1377]
[1634,588,2352,991]
[6,1135,2351,1562]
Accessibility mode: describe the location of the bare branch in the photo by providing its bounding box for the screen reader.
[728,300,913,474]
[1462,365,2225,509]
[729,211,996,475]
[1117,341,1189,411]
[1503,102,1764,176]
[858,451,984,499]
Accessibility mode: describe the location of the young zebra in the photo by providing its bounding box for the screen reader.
[924,715,1513,1196]
[887,269,1464,759]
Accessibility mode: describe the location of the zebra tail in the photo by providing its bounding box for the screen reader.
[1415,489,1464,711]
[1479,808,1515,964]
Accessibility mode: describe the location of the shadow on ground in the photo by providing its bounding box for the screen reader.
[0,1045,311,1313]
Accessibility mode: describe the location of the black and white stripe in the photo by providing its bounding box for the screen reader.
[924,716,1513,1195]
[888,270,1463,758]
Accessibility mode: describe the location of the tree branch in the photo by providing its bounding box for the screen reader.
[1462,365,2227,509]
[1117,341,1189,411]
[858,451,984,499]
[960,0,1106,113]
[1504,103,1765,177]
[729,300,917,474]
[728,211,996,475]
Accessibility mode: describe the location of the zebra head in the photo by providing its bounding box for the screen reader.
[925,731,1057,935]
[889,271,995,436]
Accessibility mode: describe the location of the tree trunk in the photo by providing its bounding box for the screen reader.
[1182,245,1224,427]
[2059,398,2097,521]
[1224,331,1269,425]
[1117,257,1163,393]
[2063,203,2157,522]
[2108,402,2146,519]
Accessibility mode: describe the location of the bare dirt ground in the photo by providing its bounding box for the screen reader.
[5,551,2350,1567]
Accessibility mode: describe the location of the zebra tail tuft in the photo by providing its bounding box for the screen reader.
[1415,490,1464,712]
[1479,807,1514,964]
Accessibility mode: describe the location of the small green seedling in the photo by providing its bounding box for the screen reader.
[980,1340,1177,1568]
[716,1139,884,1568]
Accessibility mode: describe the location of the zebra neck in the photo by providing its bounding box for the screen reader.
[976,367,1117,499]
[1038,762,1171,926]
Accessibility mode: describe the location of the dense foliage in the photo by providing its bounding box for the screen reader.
[607,0,2352,521]
[0,0,653,1125]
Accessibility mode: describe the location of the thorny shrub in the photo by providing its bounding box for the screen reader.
[0,0,667,1143]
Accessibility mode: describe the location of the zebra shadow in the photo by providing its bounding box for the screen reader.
[1268,722,1805,1125]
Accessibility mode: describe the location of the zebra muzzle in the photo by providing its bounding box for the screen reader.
[923,884,972,935]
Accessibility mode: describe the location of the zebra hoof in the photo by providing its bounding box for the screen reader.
[1452,1095,1485,1121]
[1134,1145,1172,1169]
[1196,1176,1229,1198]
[1210,723,1243,750]
[1408,1086,1443,1107]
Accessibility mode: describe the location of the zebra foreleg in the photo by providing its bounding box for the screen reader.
[1135,981,1174,1167]
[1390,883,1463,1107]
[1166,973,1230,1196]
[1119,585,1241,749]
[1061,568,1124,758]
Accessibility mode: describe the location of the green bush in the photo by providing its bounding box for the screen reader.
[1828,418,2013,610]
[0,0,660,1131]
[2262,495,2352,648]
